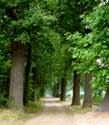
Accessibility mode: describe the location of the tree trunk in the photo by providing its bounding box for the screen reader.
[9,42,24,111]
[60,73,67,101]
[0,80,2,95]
[32,67,41,101]
[23,44,31,105]
[71,70,80,105]
[52,80,60,98]
[39,85,45,97]
[97,88,109,112]
[31,67,37,101]
[82,73,92,108]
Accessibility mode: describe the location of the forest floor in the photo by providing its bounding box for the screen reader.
[0,97,109,125]
[24,97,109,125]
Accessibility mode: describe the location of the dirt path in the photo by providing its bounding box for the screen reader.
[24,97,109,125]
[24,97,74,125]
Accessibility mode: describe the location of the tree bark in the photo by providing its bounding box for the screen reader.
[31,67,36,101]
[0,80,2,95]
[52,80,60,98]
[9,42,24,111]
[82,73,92,108]
[23,44,31,105]
[32,67,41,101]
[97,88,109,112]
[60,73,67,101]
[71,70,80,105]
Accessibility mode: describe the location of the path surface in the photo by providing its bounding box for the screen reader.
[24,97,109,125]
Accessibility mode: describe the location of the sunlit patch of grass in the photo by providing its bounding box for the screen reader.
[69,106,92,114]
[60,98,98,114]
[68,105,98,114]
[0,108,25,120]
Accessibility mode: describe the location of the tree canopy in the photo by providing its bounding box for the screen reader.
[0,0,109,112]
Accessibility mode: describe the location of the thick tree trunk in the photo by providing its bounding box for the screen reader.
[23,44,31,105]
[82,73,92,108]
[32,67,41,101]
[9,42,24,111]
[39,86,45,97]
[0,80,2,95]
[71,70,80,105]
[97,88,109,112]
[31,67,37,101]
[60,73,67,101]
[52,81,60,98]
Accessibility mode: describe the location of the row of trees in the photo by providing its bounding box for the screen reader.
[0,0,58,110]
[52,0,109,112]
[0,0,109,112]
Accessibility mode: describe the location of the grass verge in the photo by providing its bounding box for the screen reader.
[0,100,43,121]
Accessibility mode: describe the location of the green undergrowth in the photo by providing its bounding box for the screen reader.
[24,100,43,113]
[0,108,26,121]
[69,105,93,114]
[0,100,43,121]
[93,96,103,105]
[60,99,97,114]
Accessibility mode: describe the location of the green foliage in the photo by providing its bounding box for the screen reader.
[0,0,108,110]
[0,0,59,104]
[93,94,104,105]
[0,0,56,45]
[67,3,109,94]
[24,101,43,113]
[0,94,8,106]
[69,105,92,114]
